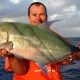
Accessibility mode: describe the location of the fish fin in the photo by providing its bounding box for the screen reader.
[37,63,48,75]
[37,19,63,29]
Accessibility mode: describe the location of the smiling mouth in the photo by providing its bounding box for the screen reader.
[34,21,43,24]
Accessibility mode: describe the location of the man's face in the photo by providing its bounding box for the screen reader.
[28,5,47,26]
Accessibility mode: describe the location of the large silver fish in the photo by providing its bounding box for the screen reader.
[0,21,79,65]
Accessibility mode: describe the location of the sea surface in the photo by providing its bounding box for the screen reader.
[0,37,80,80]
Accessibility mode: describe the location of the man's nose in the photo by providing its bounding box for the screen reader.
[36,15,41,20]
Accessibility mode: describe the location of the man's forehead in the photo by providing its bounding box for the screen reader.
[30,4,45,10]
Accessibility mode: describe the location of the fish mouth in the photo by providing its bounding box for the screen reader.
[0,41,13,51]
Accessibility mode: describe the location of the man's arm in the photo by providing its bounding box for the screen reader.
[0,49,29,75]
[8,56,29,75]
[59,51,80,65]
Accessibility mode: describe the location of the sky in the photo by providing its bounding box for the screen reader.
[0,0,80,37]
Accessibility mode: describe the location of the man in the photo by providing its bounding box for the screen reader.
[1,2,80,80]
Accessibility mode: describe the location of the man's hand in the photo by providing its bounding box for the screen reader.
[0,48,14,57]
[0,48,9,57]
[0,41,14,57]
[70,42,80,60]
[59,43,80,65]
[76,43,80,49]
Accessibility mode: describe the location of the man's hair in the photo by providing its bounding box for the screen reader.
[28,2,47,17]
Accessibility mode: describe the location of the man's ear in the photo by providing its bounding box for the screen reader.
[46,14,47,20]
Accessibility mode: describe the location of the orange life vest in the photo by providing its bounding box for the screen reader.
[5,57,63,80]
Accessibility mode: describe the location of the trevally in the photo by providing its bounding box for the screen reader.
[0,21,79,65]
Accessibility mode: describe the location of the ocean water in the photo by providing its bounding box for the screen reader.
[0,58,13,80]
[0,37,80,80]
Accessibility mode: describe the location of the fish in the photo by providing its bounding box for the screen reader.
[0,21,79,65]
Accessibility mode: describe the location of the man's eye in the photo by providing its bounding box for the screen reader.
[33,14,37,16]
[40,13,45,16]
